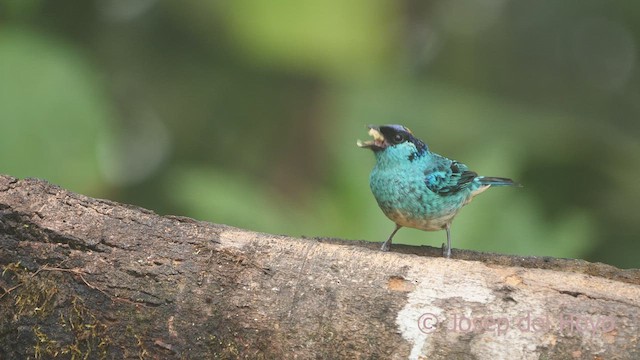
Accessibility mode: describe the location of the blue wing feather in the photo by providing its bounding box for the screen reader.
[424,159,478,195]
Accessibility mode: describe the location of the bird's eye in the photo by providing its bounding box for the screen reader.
[393,134,405,143]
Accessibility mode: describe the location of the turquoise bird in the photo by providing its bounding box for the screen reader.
[357,124,518,257]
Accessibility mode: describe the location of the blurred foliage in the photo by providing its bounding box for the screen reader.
[0,27,112,194]
[0,0,638,268]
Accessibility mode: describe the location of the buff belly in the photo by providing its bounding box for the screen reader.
[382,208,457,231]
[377,185,490,231]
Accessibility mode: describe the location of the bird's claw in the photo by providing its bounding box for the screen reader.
[442,243,451,258]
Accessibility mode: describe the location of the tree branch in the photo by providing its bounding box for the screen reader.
[0,175,638,359]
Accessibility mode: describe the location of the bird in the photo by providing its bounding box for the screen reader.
[357,124,519,258]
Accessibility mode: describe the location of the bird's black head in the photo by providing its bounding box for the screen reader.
[357,124,428,157]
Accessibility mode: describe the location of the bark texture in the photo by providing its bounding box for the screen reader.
[0,175,638,359]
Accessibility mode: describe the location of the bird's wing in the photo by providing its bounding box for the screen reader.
[424,159,478,195]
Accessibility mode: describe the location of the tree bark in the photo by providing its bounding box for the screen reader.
[0,174,638,359]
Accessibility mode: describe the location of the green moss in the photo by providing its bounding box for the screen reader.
[16,275,59,318]
[2,262,58,317]
[207,334,241,359]
[30,296,111,359]
[2,263,111,359]
[124,325,148,359]
[33,325,60,359]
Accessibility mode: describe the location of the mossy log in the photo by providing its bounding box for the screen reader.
[0,174,639,359]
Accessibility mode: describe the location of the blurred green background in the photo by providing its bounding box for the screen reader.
[1,1,638,268]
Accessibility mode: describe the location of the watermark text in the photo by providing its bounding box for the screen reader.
[418,311,616,336]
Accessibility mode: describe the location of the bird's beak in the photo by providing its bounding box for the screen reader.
[357,125,386,151]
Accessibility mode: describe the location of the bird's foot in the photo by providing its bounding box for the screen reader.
[441,243,451,258]
[380,241,391,252]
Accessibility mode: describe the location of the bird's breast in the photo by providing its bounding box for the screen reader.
[369,166,469,230]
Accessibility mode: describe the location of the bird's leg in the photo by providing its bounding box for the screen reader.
[443,223,452,258]
[381,224,402,252]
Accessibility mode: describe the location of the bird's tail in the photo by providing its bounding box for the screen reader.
[477,176,521,187]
